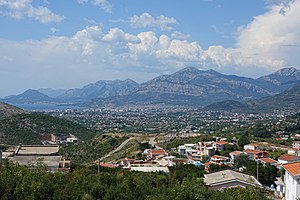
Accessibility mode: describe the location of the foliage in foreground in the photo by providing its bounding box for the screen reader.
[0,161,269,200]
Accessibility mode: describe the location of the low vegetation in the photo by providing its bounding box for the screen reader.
[60,135,128,165]
[0,161,269,200]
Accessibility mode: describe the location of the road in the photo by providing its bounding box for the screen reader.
[99,137,135,161]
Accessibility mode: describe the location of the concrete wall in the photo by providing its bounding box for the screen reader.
[285,171,300,200]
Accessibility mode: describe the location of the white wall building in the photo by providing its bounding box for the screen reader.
[282,162,300,200]
[293,141,300,149]
[243,143,260,151]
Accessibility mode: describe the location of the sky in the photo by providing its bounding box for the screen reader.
[0,0,299,97]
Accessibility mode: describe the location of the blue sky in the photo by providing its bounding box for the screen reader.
[0,0,299,97]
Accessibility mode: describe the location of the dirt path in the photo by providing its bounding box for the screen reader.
[99,137,135,161]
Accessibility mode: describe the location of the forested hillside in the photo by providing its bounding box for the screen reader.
[0,113,97,145]
[0,102,26,119]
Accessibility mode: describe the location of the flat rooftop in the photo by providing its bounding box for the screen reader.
[10,155,62,169]
[17,145,59,155]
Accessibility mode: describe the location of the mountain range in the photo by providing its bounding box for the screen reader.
[204,83,300,113]
[1,67,300,110]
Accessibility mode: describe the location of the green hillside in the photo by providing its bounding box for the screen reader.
[60,135,128,165]
[0,113,97,145]
[0,102,26,119]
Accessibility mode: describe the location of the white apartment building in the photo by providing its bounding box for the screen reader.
[283,162,300,200]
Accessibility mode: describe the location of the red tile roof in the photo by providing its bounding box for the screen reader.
[278,154,299,161]
[283,162,300,176]
[260,157,277,163]
[244,150,267,155]
[211,155,229,160]
[249,143,260,147]
[151,149,166,156]
[289,148,299,151]
[229,151,243,155]
[100,162,118,168]
[216,141,228,145]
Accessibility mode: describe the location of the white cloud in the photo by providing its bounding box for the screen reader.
[236,0,300,70]
[171,31,190,40]
[129,13,177,31]
[77,0,112,13]
[0,0,64,23]
[0,26,205,95]
[102,28,140,43]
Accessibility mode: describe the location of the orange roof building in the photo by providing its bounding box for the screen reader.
[148,148,167,160]
[259,157,277,166]
[282,161,300,200]
[283,162,300,177]
[278,154,300,162]
[244,149,268,160]
[151,149,167,156]
[215,141,228,145]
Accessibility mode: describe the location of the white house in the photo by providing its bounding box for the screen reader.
[243,143,260,151]
[66,137,78,143]
[293,141,300,149]
[288,148,300,156]
[229,151,243,164]
[282,162,300,200]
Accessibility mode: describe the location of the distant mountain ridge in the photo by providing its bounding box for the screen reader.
[58,79,139,101]
[37,88,67,98]
[2,89,55,104]
[90,67,300,107]
[204,83,300,113]
[3,67,300,108]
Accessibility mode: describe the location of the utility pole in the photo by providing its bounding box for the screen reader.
[256,159,259,181]
[0,148,2,164]
[98,159,100,174]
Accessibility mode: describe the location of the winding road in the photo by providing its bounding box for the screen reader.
[99,137,135,161]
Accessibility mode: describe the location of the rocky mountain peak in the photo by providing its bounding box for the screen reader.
[273,67,299,77]
[175,66,201,74]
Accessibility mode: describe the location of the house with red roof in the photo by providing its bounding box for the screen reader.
[244,149,268,161]
[99,162,118,168]
[214,141,228,151]
[278,154,300,165]
[148,148,167,160]
[259,157,277,166]
[288,147,300,156]
[293,141,300,149]
[244,143,260,151]
[229,151,244,164]
[210,155,230,164]
[282,162,300,200]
